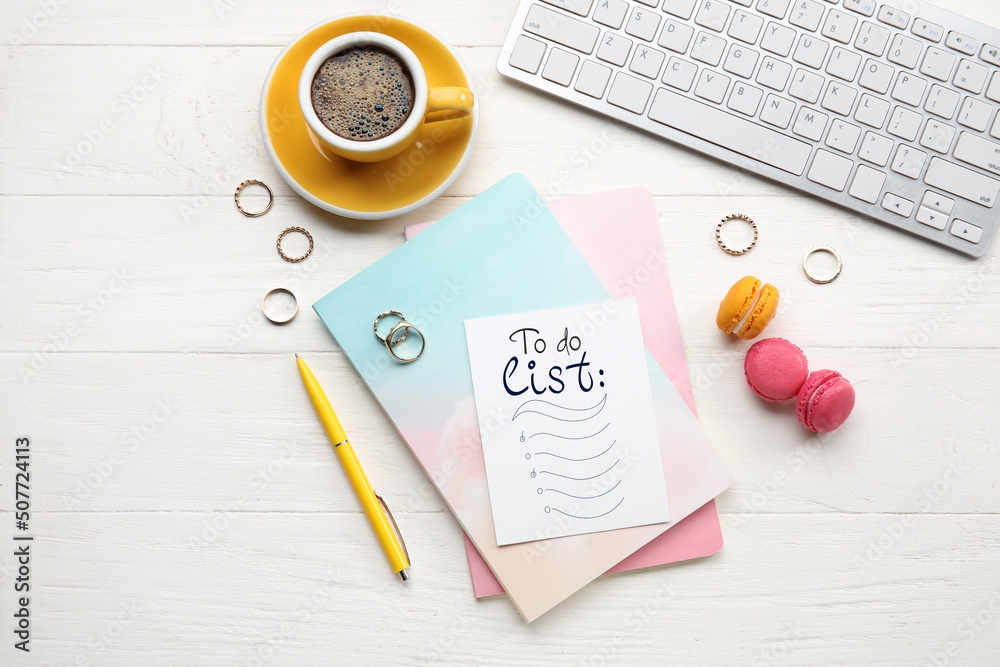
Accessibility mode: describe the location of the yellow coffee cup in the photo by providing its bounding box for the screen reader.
[298,31,474,163]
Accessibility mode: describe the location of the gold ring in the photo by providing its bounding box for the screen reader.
[373,310,409,346]
[234,179,273,217]
[803,246,843,284]
[276,226,314,263]
[386,321,425,363]
[716,214,758,255]
[261,287,298,324]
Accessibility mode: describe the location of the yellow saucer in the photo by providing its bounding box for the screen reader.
[259,15,478,219]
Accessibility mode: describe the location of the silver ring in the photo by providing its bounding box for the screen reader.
[373,310,409,346]
[234,179,273,217]
[716,214,758,255]
[261,287,298,324]
[386,322,425,363]
[803,246,843,284]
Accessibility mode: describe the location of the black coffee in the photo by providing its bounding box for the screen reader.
[310,46,415,142]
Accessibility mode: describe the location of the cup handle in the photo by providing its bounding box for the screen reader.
[424,87,475,123]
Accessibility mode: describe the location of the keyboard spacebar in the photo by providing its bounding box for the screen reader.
[647,88,812,177]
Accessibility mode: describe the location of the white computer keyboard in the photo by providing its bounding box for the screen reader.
[498,0,1000,257]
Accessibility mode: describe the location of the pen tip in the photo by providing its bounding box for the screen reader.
[294,353,300,359]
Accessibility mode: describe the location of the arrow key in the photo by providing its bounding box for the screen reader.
[950,219,984,243]
[916,205,947,230]
[920,191,955,215]
[882,192,914,217]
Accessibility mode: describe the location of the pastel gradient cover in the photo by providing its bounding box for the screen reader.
[408,187,728,598]
[313,174,732,621]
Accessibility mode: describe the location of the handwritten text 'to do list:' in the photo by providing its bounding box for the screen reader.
[465,299,670,546]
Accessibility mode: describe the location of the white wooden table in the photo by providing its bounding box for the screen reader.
[3,1,1000,664]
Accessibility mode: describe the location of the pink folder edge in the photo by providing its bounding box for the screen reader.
[406,186,724,598]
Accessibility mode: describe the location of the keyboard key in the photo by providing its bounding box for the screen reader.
[950,219,983,243]
[924,157,1000,206]
[921,191,955,215]
[662,0,698,20]
[891,72,927,107]
[920,47,956,81]
[723,45,760,78]
[543,48,581,85]
[626,7,661,41]
[855,94,890,127]
[793,35,830,69]
[822,10,859,45]
[694,69,732,103]
[953,132,1000,178]
[658,20,695,53]
[911,18,944,43]
[761,22,796,56]
[843,0,876,17]
[790,69,825,102]
[662,56,699,90]
[849,164,887,203]
[574,60,612,97]
[691,31,727,66]
[597,32,633,66]
[630,45,666,79]
[694,0,730,32]
[608,72,653,112]
[887,34,922,69]
[756,57,792,90]
[946,32,977,57]
[887,106,922,141]
[953,60,988,94]
[859,59,894,94]
[992,114,1000,140]
[727,82,765,115]
[859,131,894,165]
[826,119,862,153]
[855,22,890,57]
[882,192,915,216]
[877,6,909,31]
[987,73,1000,103]
[757,0,791,20]
[980,44,1000,68]
[728,10,765,44]
[510,35,547,73]
[647,87,812,174]
[793,106,829,140]
[916,205,947,229]
[789,0,825,32]
[540,0,595,16]
[808,149,854,190]
[923,85,960,120]
[760,93,796,128]
[919,118,956,153]
[827,47,862,81]
[594,0,629,29]
[957,98,993,133]
[891,144,927,179]
[821,81,858,116]
[525,5,601,54]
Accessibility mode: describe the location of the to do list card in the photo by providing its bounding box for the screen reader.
[465,299,670,546]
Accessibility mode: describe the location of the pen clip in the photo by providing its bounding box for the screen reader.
[375,493,409,565]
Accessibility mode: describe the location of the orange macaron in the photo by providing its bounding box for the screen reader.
[716,276,780,340]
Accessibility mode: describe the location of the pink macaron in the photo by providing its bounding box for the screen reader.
[796,370,856,433]
[744,338,809,402]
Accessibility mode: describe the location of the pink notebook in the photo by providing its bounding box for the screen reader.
[406,186,724,598]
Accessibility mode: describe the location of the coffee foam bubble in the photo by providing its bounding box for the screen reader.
[310,46,415,142]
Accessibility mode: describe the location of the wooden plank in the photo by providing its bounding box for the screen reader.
[2,350,997,515]
[2,194,999,354]
[0,512,998,664]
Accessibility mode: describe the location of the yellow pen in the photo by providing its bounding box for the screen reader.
[295,354,410,581]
